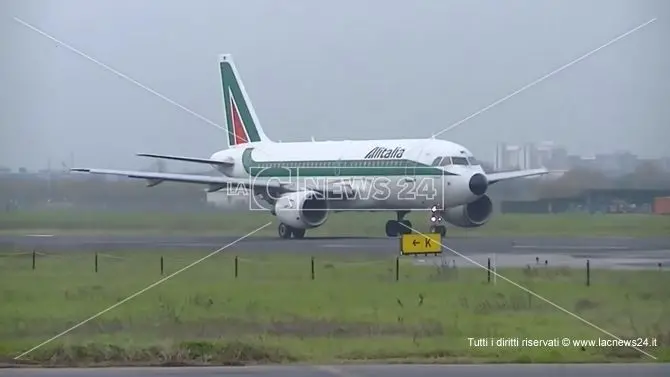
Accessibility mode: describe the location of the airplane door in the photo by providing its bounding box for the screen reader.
[404,160,415,178]
[334,157,341,177]
[405,144,426,179]
[335,145,347,177]
[410,146,437,207]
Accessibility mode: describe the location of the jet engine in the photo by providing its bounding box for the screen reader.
[443,194,493,228]
[274,190,329,229]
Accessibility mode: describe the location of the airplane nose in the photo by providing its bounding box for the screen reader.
[469,173,488,196]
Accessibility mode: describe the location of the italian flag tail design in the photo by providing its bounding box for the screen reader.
[219,54,270,146]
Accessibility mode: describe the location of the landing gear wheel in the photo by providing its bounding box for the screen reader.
[385,220,413,237]
[385,220,399,237]
[429,225,446,237]
[278,223,292,239]
[399,220,412,235]
[292,228,306,239]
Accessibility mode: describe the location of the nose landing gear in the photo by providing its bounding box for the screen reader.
[428,204,447,237]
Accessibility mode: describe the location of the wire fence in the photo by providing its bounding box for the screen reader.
[3,249,665,287]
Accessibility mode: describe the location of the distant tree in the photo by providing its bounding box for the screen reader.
[0,174,209,211]
[616,161,670,189]
[537,167,610,198]
[18,167,27,173]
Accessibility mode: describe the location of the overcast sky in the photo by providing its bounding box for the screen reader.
[2,0,668,170]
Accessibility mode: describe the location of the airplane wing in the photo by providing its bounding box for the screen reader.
[486,168,551,185]
[70,168,288,194]
[70,168,357,198]
[136,153,234,166]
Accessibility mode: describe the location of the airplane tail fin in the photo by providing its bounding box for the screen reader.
[218,54,272,147]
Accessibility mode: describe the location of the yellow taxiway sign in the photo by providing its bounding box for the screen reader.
[400,233,442,255]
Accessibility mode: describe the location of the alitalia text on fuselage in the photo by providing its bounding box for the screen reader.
[364,147,406,159]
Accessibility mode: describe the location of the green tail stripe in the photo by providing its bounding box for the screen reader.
[220,62,261,144]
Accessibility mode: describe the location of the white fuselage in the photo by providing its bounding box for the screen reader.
[209,138,486,211]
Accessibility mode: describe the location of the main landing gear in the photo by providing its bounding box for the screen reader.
[428,205,447,237]
[385,211,412,237]
[278,223,306,239]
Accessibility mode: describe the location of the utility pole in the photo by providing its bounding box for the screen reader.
[47,158,52,202]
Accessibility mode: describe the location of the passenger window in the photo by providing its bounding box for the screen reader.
[440,157,452,166]
[431,157,442,166]
[451,157,468,165]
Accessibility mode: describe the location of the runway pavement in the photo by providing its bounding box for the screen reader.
[1,234,669,270]
[2,364,669,377]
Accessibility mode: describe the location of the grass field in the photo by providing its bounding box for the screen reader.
[1,249,669,365]
[1,210,669,237]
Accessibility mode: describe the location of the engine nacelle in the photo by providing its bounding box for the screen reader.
[443,194,493,228]
[274,190,329,229]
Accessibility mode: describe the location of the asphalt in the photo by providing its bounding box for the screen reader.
[2,234,670,270]
[2,364,669,377]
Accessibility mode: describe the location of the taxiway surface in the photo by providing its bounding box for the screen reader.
[2,364,669,377]
[1,234,669,270]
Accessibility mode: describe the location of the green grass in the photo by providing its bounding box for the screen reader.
[1,249,669,366]
[1,210,669,237]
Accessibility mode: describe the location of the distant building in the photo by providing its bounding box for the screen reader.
[661,157,670,172]
[548,146,568,170]
[568,155,597,171]
[522,141,557,169]
[499,141,568,170]
[593,153,620,175]
[566,151,642,176]
[495,143,522,171]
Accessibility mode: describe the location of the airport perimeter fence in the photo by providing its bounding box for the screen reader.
[2,249,666,287]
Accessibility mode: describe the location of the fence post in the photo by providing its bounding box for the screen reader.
[234,256,238,278]
[311,256,315,280]
[395,256,399,281]
[32,250,36,270]
[95,252,98,273]
[586,259,590,287]
[160,256,164,275]
[487,258,491,283]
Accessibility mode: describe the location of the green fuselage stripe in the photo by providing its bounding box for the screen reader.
[241,148,457,177]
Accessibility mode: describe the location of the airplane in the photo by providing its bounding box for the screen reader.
[72,54,550,239]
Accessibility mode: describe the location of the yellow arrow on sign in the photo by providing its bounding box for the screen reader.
[400,233,442,255]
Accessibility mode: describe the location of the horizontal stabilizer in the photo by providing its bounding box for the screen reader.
[137,153,234,166]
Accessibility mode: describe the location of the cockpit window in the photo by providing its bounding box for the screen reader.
[440,156,452,166]
[467,157,479,165]
[451,157,469,165]
[431,157,442,166]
